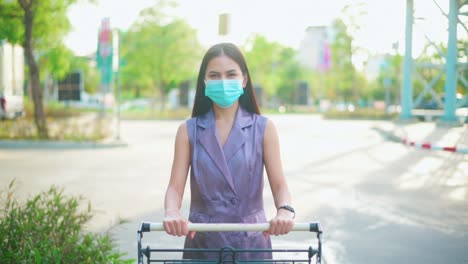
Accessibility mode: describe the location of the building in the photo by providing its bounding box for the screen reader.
[364,54,389,81]
[297,26,331,71]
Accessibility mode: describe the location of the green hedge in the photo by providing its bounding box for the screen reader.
[0,180,133,264]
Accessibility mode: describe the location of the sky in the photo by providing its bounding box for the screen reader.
[65,0,452,58]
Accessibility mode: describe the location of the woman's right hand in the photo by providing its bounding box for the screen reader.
[163,210,196,239]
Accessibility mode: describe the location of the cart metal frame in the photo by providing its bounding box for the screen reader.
[137,222,322,264]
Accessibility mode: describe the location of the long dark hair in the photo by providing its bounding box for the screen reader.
[191,43,260,117]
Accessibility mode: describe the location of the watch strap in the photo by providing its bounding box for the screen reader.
[278,204,295,219]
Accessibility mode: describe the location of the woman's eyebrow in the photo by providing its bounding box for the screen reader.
[207,69,238,74]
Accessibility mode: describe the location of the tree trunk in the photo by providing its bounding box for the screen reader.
[159,83,166,112]
[352,72,359,104]
[135,86,140,98]
[23,4,48,138]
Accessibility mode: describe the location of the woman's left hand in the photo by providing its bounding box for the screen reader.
[267,209,295,236]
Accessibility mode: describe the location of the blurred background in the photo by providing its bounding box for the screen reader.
[0,0,467,263]
[0,0,466,132]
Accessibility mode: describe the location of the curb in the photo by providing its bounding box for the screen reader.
[0,139,128,150]
[373,126,468,154]
[400,138,468,154]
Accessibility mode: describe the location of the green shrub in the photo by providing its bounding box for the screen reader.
[0,180,133,264]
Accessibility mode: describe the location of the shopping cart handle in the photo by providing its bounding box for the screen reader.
[139,222,321,233]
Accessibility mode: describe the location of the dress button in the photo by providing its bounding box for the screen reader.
[230,198,239,205]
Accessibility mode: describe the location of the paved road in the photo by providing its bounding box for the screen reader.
[1,115,467,264]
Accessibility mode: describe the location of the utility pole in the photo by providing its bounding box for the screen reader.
[400,0,414,120]
[441,0,459,122]
[113,28,121,141]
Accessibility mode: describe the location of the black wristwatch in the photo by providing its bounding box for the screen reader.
[278,204,295,219]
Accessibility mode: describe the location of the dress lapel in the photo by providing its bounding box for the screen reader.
[197,108,238,195]
[223,106,253,162]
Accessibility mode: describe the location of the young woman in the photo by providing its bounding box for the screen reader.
[163,42,294,260]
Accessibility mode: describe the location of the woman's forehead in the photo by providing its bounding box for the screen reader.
[206,55,241,71]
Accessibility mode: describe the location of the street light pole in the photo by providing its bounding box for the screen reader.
[115,67,121,141]
[113,28,121,141]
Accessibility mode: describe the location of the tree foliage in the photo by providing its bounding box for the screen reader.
[119,0,201,108]
[0,1,23,43]
[275,47,307,104]
[39,43,74,80]
[0,0,85,138]
[329,18,355,101]
[243,35,283,96]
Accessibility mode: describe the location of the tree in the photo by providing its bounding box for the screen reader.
[243,35,284,96]
[319,3,369,104]
[39,43,74,81]
[39,44,75,102]
[0,0,81,138]
[275,47,307,104]
[120,0,201,110]
[41,49,99,99]
[243,35,310,105]
[329,18,355,102]
[119,30,153,98]
[72,56,100,95]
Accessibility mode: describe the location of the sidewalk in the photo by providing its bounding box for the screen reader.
[0,138,127,149]
[374,120,468,154]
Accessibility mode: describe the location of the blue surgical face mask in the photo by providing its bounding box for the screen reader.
[204,79,244,108]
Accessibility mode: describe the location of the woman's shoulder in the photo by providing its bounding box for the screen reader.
[183,116,200,142]
[176,121,188,135]
[251,113,275,134]
[251,111,269,128]
[185,115,198,127]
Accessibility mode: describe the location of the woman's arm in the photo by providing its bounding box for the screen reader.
[163,122,191,236]
[263,119,294,235]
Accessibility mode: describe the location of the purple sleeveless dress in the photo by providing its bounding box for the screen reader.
[183,106,272,261]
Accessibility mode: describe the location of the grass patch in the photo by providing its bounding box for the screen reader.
[119,105,320,119]
[323,108,398,120]
[120,107,192,120]
[260,105,318,114]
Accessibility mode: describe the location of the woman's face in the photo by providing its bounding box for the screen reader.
[205,55,248,87]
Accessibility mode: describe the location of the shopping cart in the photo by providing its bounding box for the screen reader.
[137,222,322,264]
